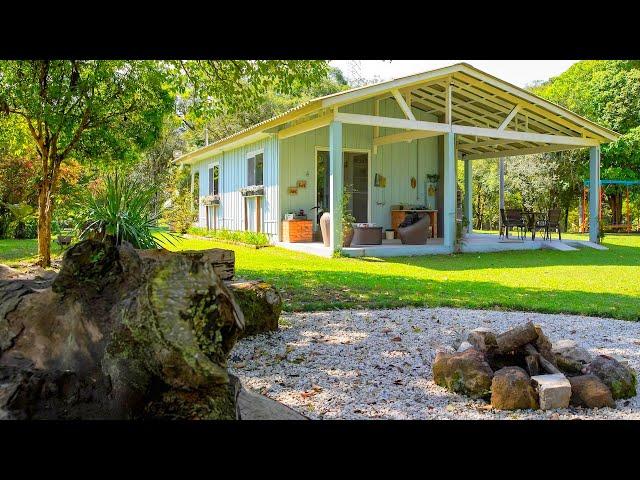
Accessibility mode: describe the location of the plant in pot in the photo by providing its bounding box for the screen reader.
[342,186,356,247]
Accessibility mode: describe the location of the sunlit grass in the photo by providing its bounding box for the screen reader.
[3,233,639,321]
[165,233,640,321]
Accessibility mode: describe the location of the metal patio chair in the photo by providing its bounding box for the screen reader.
[500,208,526,240]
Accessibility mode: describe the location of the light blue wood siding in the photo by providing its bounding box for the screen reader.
[278,98,440,231]
[192,134,279,238]
[191,97,442,241]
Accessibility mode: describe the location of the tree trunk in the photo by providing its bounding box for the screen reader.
[37,178,53,268]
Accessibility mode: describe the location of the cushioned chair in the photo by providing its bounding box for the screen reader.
[398,214,430,245]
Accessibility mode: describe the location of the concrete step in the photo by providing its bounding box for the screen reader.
[542,241,578,251]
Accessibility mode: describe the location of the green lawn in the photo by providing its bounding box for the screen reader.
[0,238,63,267]
[2,234,639,321]
[166,233,640,321]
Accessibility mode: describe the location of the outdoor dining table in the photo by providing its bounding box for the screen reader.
[523,211,547,240]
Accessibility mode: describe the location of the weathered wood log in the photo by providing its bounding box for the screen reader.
[226,279,282,338]
[524,343,562,375]
[138,247,235,281]
[0,240,245,420]
[496,321,538,354]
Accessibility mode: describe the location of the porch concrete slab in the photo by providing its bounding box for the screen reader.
[566,240,609,250]
[275,242,333,258]
[541,241,578,252]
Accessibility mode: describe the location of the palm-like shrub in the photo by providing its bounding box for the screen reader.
[78,173,176,249]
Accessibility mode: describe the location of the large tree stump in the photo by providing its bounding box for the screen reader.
[0,240,246,420]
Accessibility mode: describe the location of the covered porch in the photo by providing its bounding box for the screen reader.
[305,64,619,254]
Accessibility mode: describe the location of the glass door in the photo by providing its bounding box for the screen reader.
[316,150,369,224]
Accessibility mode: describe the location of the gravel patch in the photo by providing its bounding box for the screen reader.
[229,307,640,420]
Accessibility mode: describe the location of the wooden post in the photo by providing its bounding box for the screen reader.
[329,120,343,252]
[626,186,631,233]
[256,196,261,233]
[581,185,587,233]
[443,132,456,251]
[205,206,210,231]
[589,146,600,243]
[464,159,473,233]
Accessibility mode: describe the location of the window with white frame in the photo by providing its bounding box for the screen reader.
[208,164,220,195]
[247,152,263,186]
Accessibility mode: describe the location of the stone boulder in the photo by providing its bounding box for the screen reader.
[432,348,493,399]
[227,280,282,338]
[552,339,593,374]
[466,328,498,354]
[491,366,539,410]
[531,373,571,410]
[585,355,637,400]
[569,374,616,408]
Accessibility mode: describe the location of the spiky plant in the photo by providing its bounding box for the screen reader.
[78,173,177,249]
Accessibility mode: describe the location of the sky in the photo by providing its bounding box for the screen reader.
[329,60,578,88]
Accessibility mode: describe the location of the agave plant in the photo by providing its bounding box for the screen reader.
[78,173,178,249]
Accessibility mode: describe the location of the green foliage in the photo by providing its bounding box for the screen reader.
[78,173,176,249]
[342,186,356,232]
[188,226,269,247]
[173,60,330,122]
[162,190,196,234]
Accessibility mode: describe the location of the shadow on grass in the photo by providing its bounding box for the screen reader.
[236,267,640,321]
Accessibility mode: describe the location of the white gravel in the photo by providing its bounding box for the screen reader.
[229,307,640,420]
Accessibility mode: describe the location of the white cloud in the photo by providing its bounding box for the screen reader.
[330,60,578,88]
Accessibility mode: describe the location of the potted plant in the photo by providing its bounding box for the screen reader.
[240,185,265,197]
[201,194,220,206]
[342,186,356,247]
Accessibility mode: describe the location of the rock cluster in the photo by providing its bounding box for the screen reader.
[433,321,637,410]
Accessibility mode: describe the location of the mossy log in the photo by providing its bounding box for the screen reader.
[0,240,245,420]
[226,280,282,338]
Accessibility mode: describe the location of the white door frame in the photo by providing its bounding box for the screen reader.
[315,146,371,225]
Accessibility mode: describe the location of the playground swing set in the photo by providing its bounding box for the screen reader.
[580,179,640,233]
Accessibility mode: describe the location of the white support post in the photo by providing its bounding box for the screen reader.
[464,159,473,233]
[498,158,504,210]
[589,145,601,243]
[329,121,343,252]
[190,169,195,213]
[443,132,456,251]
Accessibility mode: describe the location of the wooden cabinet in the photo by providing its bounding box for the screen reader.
[391,210,438,239]
[281,219,313,243]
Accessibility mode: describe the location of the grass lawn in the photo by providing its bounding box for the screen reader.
[2,233,639,321]
[0,238,62,267]
[166,233,640,321]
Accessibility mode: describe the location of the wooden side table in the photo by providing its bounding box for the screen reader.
[281,219,313,243]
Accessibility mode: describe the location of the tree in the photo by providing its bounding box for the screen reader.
[0,61,174,266]
[532,61,640,228]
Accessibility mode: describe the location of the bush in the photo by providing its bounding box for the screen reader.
[162,191,196,234]
[188,226,270,247]
[78,172,177,249]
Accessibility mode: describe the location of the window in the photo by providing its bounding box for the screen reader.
[208,165,219,195]
[247,152,263,186]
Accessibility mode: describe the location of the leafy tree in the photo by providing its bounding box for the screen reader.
[532,60,640,227]
[0,60,174,265]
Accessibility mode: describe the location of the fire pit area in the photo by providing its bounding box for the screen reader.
[433,321,637,410]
